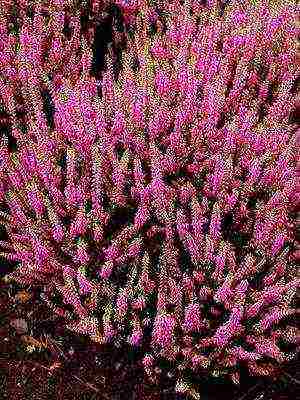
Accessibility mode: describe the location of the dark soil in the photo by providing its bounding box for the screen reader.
[0,274,299,400]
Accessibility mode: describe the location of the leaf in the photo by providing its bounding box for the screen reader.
[21,335,48,351]
[14,289,32,303]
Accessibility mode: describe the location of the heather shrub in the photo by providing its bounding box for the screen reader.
[0,0,299,391]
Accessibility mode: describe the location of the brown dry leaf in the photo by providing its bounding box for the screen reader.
[15,290,32,303]
[90,333,104,344]
[175,379,201,400]
[49,362,62,371]
[21,335,48,351]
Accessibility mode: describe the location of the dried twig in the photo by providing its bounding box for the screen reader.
[72,375,101,394]
[237,383,262,400]
[44,334,68,361]
[283,372,300,385]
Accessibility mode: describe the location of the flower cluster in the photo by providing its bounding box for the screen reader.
[0,0,299,387]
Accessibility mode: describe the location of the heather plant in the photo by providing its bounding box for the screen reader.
[0,0,299,394]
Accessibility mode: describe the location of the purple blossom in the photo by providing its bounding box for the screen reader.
[183,303,205,333]
[0,0,298,388]
[152,313,177,349]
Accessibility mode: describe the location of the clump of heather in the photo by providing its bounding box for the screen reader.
[0,0,299,390]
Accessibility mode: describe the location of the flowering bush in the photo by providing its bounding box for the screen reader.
[0,0,299,389]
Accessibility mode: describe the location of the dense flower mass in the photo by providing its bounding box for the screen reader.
[0,0,299,388]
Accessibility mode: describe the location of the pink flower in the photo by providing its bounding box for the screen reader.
[67,317,98,336]
[57,283,88,319]
[139,270,156,296]
[27,185,45,217]
[184,233,202,263]
[51,223,65,242]
[176,209,190,240]
[254,338,285,363]
[191,354,209,369]
[98,261,114,280]
[229,346,261,361]
[271,233,286,256]
[142,354,154,368]
[103,320,116,342]
[104,243,121,262]
[183,303,204,333]
[213,306,243,347]
[0,0,298,385]
[259,307,296,332]
[155,70,173,97]
[8,170,23,190]
[212,255,226,282]
[116,291,128,319]
[151,39,171,59]
[132,296,146,311]
[214,276,234,305]
[69,207,88,238]
[31,237,51,268]
[128,317,143,346]
[245,299,264,319]
[209,205,222,243]
[131,97,146,128]
[77,271,94,295]
[152,313,177,348]
[129,328,143,346]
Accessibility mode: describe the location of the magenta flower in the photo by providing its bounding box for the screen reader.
[152,313,177,349]
[0,0,298,389]
[183,303,205,333]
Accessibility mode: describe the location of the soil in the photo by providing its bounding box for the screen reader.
[0,276,299,400]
